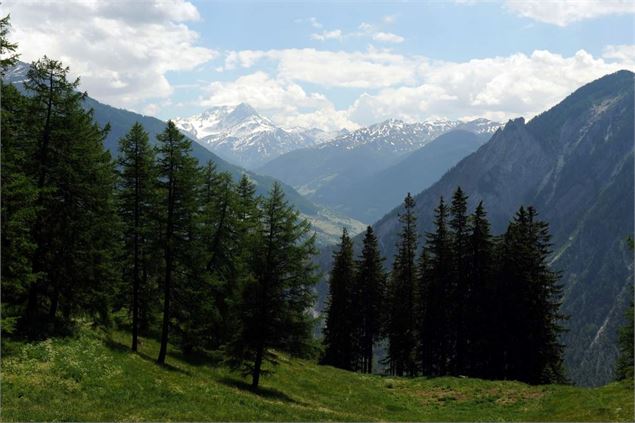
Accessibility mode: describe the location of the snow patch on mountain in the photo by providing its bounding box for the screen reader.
[322,118,501,153]
[173,103,339,169]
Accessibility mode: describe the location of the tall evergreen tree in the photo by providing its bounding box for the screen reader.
[494,206,565,383]
[226,183,318,388]
[0,14,19,76]
[19,57,119,333]
[385,193,418,376]
[465,201,496,378]
[448,187,470,375]
[354,225,386,373]
[116,123,159,351]
[1,80,38,334]
[155,120,201,365]
[321,228,357,370]
[419,196,452,376]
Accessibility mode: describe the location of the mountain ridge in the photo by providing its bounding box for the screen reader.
[356,69,634,386]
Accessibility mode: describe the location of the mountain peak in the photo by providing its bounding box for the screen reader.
[230,102,258,117]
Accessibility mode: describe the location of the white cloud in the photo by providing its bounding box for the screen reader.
[603,44,635,63]
[504,0,635,26]
[199,71,358,131]
[372,32,405,44]
[354,21,406,44]
[310,29,343,41]
[4,0,216,111]
[347,49,635,125]
[216,46,634,129]
[224,47,421,88]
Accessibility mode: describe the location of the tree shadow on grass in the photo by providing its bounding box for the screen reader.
[137,351,193,375]
[103,337,191,376]
[217,377,301,404]
[168,349,224,368]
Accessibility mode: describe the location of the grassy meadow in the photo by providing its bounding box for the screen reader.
[1,328,633,422]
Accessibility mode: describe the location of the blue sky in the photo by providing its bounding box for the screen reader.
[6,0,635,129]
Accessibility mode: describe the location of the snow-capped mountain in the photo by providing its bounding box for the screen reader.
[258,117,501,221]
[323,118,500,153]
[173,103,337,169]
[174,103,500,170]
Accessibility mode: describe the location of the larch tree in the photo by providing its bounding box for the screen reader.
[21,57,119,333]
[116,122,159,351]
[465,201,496,378]
[321,228,357,371]
[155,120,201,365]
[385,193,418,376]
[419,196,452,376]
[226,182,318,389]
[448,187,470,375]
[354,225,386,374]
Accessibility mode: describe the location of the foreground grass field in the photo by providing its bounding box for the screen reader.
[1,328,633,422]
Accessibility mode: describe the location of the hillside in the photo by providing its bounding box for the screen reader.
[2,328,633,422]
[351,70,634,386]
[312,130,490,222]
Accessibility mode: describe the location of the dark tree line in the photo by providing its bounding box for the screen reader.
[321,226,386,373]
[322,188,567,384]
[1,22,318,388]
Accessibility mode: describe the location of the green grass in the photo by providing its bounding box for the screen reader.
[1,328,633,422]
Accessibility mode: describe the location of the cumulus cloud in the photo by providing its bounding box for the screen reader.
[214,46,635,130]
[348,49,635,125]
[504,0,634,26]
[603,44,635,63]
[372,32,405,43]
[310,29,343,41]
[199,71,358,131]
[224,47,421,88]
[4,0,216,111]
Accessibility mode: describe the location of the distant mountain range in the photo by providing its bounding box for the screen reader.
[259,118,500,222]
[173,104,343,169]
[321,70,633,387]
[316,130,491,222]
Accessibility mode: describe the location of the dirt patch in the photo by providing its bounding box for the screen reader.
[494,388,544,406]
[414,387,470,404]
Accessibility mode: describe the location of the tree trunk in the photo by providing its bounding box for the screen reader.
[157,252,171,364]
[48,284,59,320]
[252,341,264,389]
[158,174,175,365]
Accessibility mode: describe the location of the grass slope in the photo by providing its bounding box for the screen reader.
[2,329,633,422]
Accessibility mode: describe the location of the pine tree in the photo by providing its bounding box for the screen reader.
[321,228,357,370]
[0,14,19,76]
[0,14,31,329]
[354,225,386,373]
[448,187,470,375]
[465,201,496,378]
[385,193,418,376]
[116,123,159,351]
[155,120,201,365]
[419,196,452,376]
[19,57,120,333]
[1,80,38,334]
[226,182,318,389]
[494,206,565,383]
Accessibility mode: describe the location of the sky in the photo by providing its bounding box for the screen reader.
[4,0,635,130]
